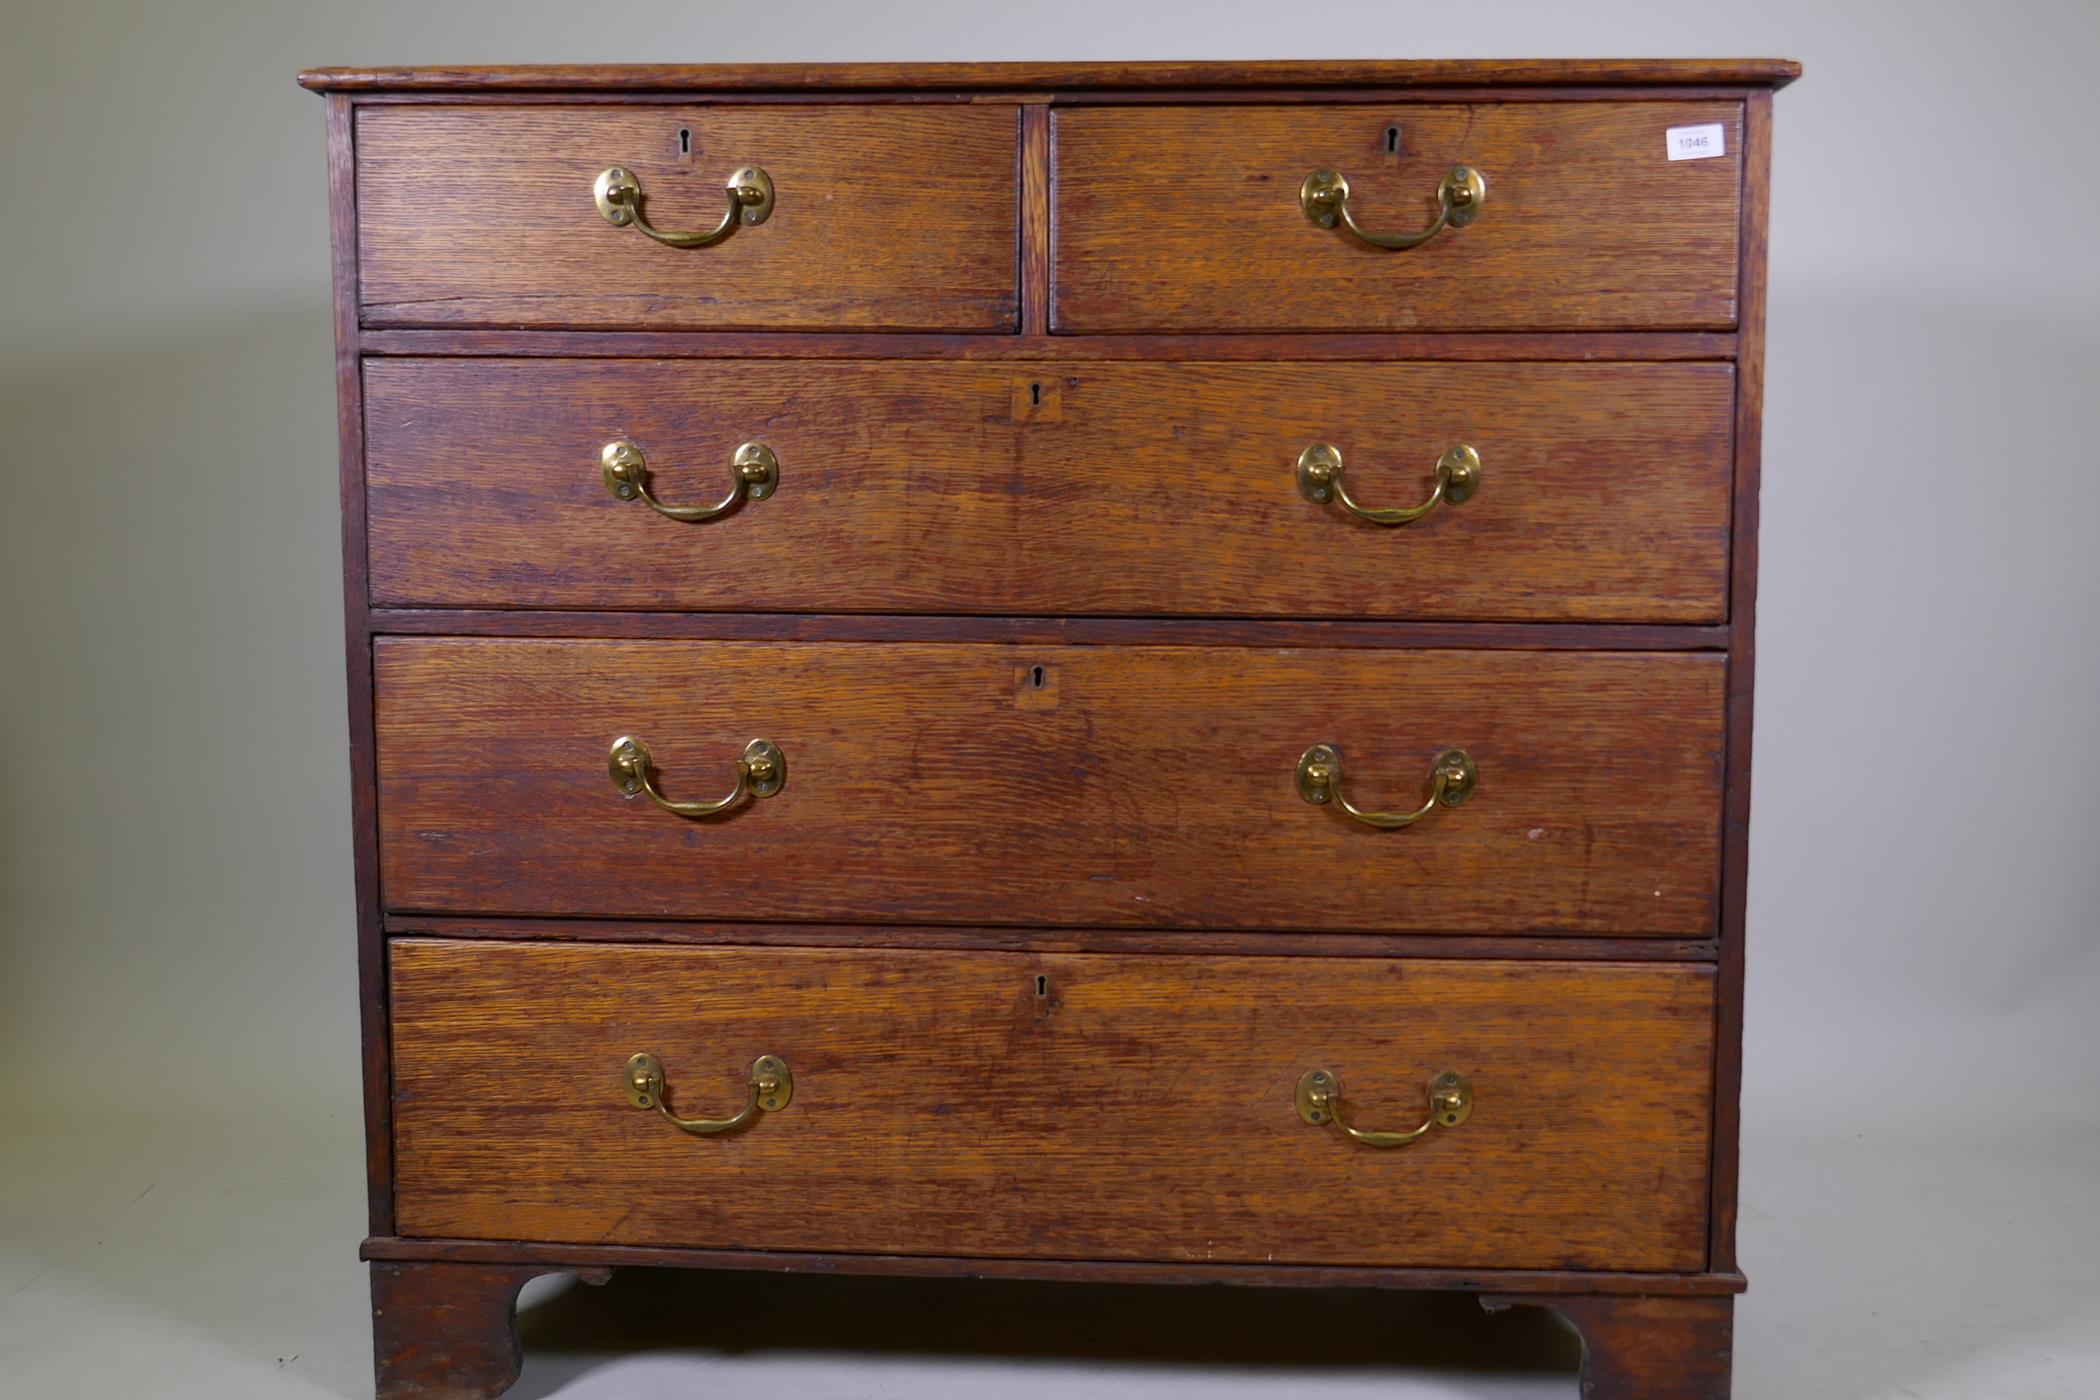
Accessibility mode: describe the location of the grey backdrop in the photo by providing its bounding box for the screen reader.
[3,2,2096,1397]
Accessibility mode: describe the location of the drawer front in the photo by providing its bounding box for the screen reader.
[355,105,1020,330]
[365,358,1734,621]
[1053,104,1742,332]
[391,940,1714,1270]
[374,640,1724,933]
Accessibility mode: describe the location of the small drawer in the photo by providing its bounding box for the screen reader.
[363,357,1735,621]
[390,939,1715,1270]
[354,104,1020,330]
[373,639,1724,934]
[1052,103,1742,331]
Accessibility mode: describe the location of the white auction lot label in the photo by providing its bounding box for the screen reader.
[1666,123,1727,161]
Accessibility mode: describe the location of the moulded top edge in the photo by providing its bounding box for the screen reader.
[297,58,1802,95]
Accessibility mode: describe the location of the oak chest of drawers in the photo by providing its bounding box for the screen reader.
[303,58,1796,1399]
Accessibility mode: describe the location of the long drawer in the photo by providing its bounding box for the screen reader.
[389,939,1716,1270]
[1054,103,1743,331]
[354,104,1020,330]
[373,639,1725,933]
[363,358,1736,621]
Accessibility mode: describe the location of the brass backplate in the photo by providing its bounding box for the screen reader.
[728,165,776,226]
[1439,166,1488,227]
[1295,1067,1339,1125]
[752,1054,793,1112]
[608,736,649,796]
[592,164,774,232]
[624,1051,665,1108]
[601,439,646,500]
[1294,442,1344,504]
[732,442,780,501]
[1432,749,1479,807]
[1299,168,1348,228]
[610,735,658,796]
[593,166,641,225]
[1296,1068,1475,1128]
[742,739,787,797]
[1430,1070,1475,1127]
[626,1051,793,1114]
[1295,744,1341,804]
[1439,444,1482,504]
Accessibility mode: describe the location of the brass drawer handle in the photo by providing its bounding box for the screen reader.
[1297,442,1480,525]
[608,736,786,819]
[1300,165,1486,250]
[1297,745,1476,829]
[1297,1069,1473,1148]
[625,1053,792,1136]
[593,164,774,248]
[601,439,779,523]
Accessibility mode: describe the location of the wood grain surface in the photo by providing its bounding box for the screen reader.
[373,640,1725,933]
[355,105,1019,330]
[389,939,1715,1270]
[1053,103,1743,331]
[363,358,1734,620]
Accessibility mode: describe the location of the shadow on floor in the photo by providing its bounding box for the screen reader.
[511,1268,1580,1397]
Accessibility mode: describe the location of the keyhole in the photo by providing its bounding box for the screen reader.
[1384,124,1402,155]
[1031,666,1046,689]
[678,127,692,156]
[1035,974,1048,997]
[1030,382,1042,407]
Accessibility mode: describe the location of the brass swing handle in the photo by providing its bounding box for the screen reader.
[1297,443,1480,525]
[1300,165,1487,250]
[608,736,786,819]
[625,1053,792,1136]
[593,164,775,248]
[1297,745,1477,829]
[601,439,779,522]
[1297,1069,1473,1148]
